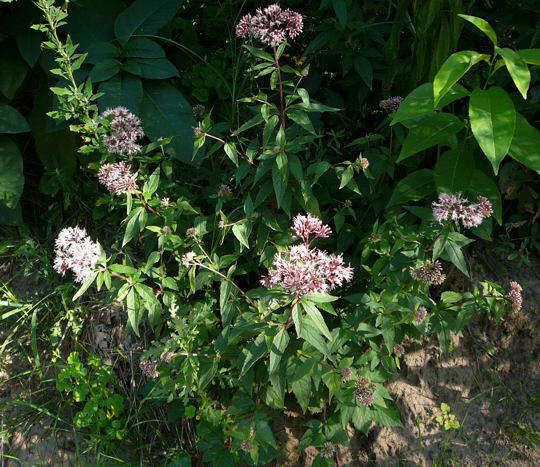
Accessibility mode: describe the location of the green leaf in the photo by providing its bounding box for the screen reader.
[397,113,463,162]
[338,166,354,189]
[242,45,274,62]
[123,58,178,79]
[241,332,267,376]
[508,114,540,173]
[434,147,474,194]
[140,82,196,164]
[0,48,27,100]
[126,287,141,335]
[495,47,530,99]
[518,49,540,65]
[469,87,516,174]
[332,0,348,25]
[372,404,403,428]
[0,136,24,209]
[98,73,143,114]
[442,240,468,276]
[232,222,250,248]
[72,272,98,301]
[123,37,165,58]
[122,207,143,246]
[469,169,502,224]
[135,283,162,327]
[115,0,182,44]
[224,142,238,166]
[458,15,497,46]
[0,105,29,133]
[387,169,435,207]
[66,0,125,51]
[391,83,468,126]
[269,329,289,374]
[287,109,314,133]
[433,51,487,107]
[354,56,373,89]
[301,302,332,340]
[90,59,121,83]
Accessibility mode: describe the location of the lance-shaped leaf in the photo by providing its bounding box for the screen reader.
[496,47,530,99]
[469,87,516,174]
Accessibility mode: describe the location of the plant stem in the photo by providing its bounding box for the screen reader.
[134,192,163,219]
[273,46,286,130]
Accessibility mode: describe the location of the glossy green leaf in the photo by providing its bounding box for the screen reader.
[469,87,516,174]
[232,222,250,248]
[458,14,497,46]
[0,105,29,133]
[508,114,540,173]
[496,47,530,99]
[391,83,468,126]
[301,301,332,340]
[433,51,487,106]
[123,37,165,58]
[0,136,24,209]
[387,169,435,207]
[115,0,182,44]
[518,49,540,65]
[241,332,266,376]
[397,113,464,162]
[434,147,474,194]
[140,82,196,164]
[126,287,140,335]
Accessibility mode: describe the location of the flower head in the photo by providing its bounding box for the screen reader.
[357,157,370,170]
[101,106,144,155]
[354,377,376,406]
[508,281,522,312]
[236,4,303,47]
[160,197,171,208]
[182,251,197,267]
[432,193,492,228]
[139,359,158,378]
[410,260,445,286]
[218,184,232,197]
[341,366,353,382]
[320,442,335,459]
[98,162,137,194]
[292,213,332,244]
[414,306,428,323]
[379,96,403,113]
[53,226,100,283]
[192,104,205,118]
[262,244,353,296]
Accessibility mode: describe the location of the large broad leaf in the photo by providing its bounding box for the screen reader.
[122,37,165,58]
[434,147,474,194]
[433,51,487,107]
[66,0,125,50]
[387,169,435,207]
[98,73,143,114]
[89,59,121,83]
[123,58,178,79]
[469,169,502,224]
[0,105,29,133]
[508,114,540,173]
[496,47,530,99]
[518,49,540,66]
[115,0,183,44]
[397,113,464,162]
[140,82,196,164]
[0,48,27,100]
[458,14,497,46]
[469,87,516,174]
[391,83,468,126]
[0,136,24,209]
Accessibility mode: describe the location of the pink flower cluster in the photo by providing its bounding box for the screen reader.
[432,193,493,228]
[414,306,428,323]
[236,4,303,47]
[379,96,403,113]
[410,260,446,285]
[98,162,138,194]
[354,377,375,406]
[261,214,353,296]
[53,227,100,283]
[101,106,144,155]
[508,281,522,312]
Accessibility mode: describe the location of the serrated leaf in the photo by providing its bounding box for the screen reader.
[301,301,332,340]
[269,328,289,374]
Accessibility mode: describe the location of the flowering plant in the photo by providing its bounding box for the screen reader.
[21,1,533,463]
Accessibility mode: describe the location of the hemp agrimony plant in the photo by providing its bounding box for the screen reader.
[35,1,529,463]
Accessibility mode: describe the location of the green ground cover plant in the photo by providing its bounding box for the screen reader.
[0,0,538,464]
